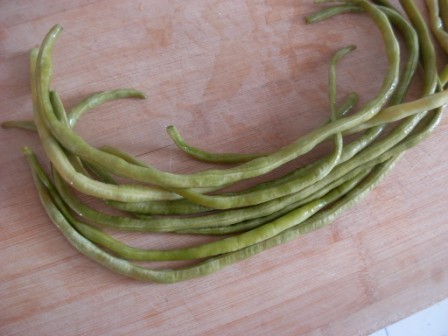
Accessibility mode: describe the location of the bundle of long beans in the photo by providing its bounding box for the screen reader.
[2,0,448,283]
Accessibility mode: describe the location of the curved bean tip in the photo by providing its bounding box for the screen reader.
[137,92,147,99]
[51,24,63,33]
[304,16,314,24]
[1,121,11,129]
[22,146,32,155]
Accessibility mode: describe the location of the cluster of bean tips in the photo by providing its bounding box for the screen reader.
[2,0,448,283]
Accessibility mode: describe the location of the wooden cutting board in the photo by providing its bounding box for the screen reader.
[1,1,447,335]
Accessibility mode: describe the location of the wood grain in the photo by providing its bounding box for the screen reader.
[1,1,447,335]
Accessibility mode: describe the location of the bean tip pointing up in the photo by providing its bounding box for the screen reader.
[22,146,32,155]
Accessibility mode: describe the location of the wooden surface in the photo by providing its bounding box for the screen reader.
[1,1,447,335]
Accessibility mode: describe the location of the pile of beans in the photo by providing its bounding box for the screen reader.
[3,0,448,283]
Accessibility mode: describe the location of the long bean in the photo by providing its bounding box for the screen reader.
[106,123,381,215]
[357,0,441,166]
[169,110,427,209]
[347,89,448,132]
[55,48,363,227]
